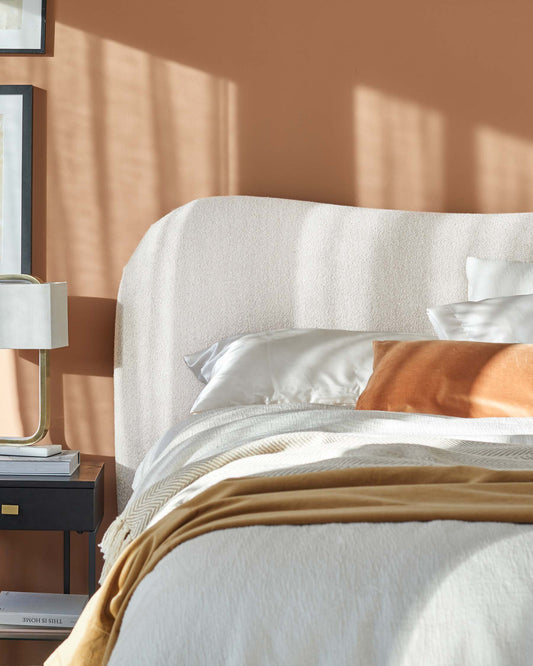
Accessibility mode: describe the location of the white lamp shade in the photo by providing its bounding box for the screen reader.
[0,282,68,349]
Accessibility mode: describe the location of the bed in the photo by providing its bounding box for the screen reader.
[48,196,533,665]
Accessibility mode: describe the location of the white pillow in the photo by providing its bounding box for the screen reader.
[185,333,243,384]
[185,328,431,413]
[467,256,533,301]
[427,293,533,342]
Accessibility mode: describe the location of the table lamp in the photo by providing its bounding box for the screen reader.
[0,274,68,446]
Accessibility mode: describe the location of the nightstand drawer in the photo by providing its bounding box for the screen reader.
[0,463,105,601]
[0,486,101,531]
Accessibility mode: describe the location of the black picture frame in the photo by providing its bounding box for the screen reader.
[0,85,33,275]
[0,1,46,55]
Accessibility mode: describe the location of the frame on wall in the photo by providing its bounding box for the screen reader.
[0,85,32,275]
[0,0,46,54]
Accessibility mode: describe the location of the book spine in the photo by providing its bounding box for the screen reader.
[0,612,79,627]
[0,455,80,475]
[0,464,73,475]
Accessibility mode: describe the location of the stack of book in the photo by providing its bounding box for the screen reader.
[0,445,79,475]
[0,591,87,630]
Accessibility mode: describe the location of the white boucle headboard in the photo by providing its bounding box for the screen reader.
[114,195,533,509]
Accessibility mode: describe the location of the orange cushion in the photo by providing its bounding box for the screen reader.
[355,340,533,417]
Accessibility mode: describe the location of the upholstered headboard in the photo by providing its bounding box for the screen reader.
[114,195,533,509]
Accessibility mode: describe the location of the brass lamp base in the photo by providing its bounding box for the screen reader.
[0,274,50,446]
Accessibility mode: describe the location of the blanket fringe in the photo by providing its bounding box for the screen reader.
[99,517,133,583]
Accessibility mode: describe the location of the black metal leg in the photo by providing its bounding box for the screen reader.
[88,530,96,597]
[63,531,70,594]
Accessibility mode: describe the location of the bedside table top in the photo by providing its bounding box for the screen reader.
[0,462,105,532]
[0,462,104,489]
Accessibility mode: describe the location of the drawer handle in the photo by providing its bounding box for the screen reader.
[1,504,19,515]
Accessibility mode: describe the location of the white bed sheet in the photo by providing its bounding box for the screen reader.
[106,406,533,665]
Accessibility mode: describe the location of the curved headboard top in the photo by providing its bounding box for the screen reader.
[114,195,533,509]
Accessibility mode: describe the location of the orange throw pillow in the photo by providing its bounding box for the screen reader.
[355,340,533,417]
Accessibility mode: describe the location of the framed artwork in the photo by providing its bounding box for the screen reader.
[0,85,32,275]
[0,0,46,54]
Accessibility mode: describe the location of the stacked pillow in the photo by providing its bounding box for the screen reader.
[428,258,533,343]
[466,256,533,301]
[358,257,533,417]
[185,257,533,417]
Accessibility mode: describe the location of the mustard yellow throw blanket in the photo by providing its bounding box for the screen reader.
[47,465,533,665]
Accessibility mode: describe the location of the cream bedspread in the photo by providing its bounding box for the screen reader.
[93,406,533,665]
[101,405,533,578]
[49,465,533,666]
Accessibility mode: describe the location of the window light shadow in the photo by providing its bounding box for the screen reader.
[354,86,445,212]
[9,25,240,456]
[390,524,533,663]
[476,125,533,213]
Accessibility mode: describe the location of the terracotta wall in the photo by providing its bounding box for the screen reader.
[1,0,533,662]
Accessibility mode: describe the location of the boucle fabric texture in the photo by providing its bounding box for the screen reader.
[115,195,533,510]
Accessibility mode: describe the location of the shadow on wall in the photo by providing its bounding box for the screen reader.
[56,0,533,213]
[44,30,240,299]
[353,87,445,212]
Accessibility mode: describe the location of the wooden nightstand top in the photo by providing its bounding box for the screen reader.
[0,462,104,488]
[0,463,105,532]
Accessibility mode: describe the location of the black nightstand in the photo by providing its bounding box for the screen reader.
[0,462,104,598]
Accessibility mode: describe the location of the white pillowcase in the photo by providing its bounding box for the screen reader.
[467,256,533,301]
[427,293,533,342]
[185,333,243,384]
[185,328,431,413]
